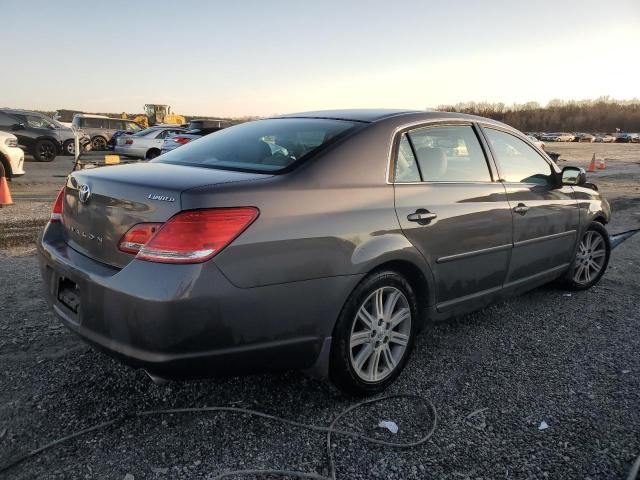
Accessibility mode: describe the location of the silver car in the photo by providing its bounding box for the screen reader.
[115,126,187,160]
[38,109,612,396]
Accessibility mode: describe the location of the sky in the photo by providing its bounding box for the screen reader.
[1,0,638,117]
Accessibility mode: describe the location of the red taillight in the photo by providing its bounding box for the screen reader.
[136,208,259,264]
[118,223,163,254]
[125,139,134,145]
[172,136,191,145]
[50,187,65,222]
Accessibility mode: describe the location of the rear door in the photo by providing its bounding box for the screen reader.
[0,112,31,150]
[481,127,579,287]
[393,123,513,312]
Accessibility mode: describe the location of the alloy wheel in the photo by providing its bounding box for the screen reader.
[349,286,411,383]
[573,230,607,285]
[40,143,55,161]
[92,137,107,150]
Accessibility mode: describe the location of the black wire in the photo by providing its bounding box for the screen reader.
[0,394,436,479]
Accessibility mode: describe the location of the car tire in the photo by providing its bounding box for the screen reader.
[146,149,160,160]
[91,136,107,151]
[0,155,13,180]
[34,139,57,162]
[329,270,418,396]
[560,222,611,291]
[63,139,75,156]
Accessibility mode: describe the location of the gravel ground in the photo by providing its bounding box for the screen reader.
[0,145,639,479]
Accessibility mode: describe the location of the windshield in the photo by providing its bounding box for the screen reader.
[154,118,359,173]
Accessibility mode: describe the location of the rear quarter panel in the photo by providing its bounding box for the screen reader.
[181,122,435,303]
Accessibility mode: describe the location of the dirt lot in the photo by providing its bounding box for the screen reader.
[1,144,639,479]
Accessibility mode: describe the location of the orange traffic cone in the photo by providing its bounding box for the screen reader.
[587,153,597,172]
[0,173,13,207]
[598,158,606,170]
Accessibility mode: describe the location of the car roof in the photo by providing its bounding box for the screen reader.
[274,109,422,123]
[1,108,43,116]
[272,109,508,127]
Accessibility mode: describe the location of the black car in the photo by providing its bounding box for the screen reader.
[0,109,88,161]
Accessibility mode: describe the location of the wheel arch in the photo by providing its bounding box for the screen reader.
[0,152,13,178]
[35,135,61,152]
[367,259,432,329]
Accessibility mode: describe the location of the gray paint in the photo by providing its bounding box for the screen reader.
[38,110,611,380]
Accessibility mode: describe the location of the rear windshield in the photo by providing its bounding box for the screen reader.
[154,118,359,173]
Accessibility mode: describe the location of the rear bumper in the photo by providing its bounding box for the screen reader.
[37,222,358,379]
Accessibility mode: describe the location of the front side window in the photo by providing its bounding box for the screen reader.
[484,128,553,185]
[126,122,142,131]
[404,125,491,182]
[25,115,53,129]
[155,118,359,173]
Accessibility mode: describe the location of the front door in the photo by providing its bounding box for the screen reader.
[393,123,513,312]
[481,127,579,287]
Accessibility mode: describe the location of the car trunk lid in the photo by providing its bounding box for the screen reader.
[62,162,269,268]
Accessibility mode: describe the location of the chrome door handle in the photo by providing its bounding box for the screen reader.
[513,203,529,215]
[407,209,437,224]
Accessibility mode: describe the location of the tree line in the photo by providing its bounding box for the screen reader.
[436,97,640,133]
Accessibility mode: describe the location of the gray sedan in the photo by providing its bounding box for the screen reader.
[115,126,187,160]
[38,110,611,395]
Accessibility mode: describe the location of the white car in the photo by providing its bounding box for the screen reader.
[0,131,25,178]
[527,135,545,150]
[114,126,187,160]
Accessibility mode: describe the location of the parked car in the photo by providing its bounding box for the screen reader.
[0,131,25,179]
[615,133,639,143]
[527,135,545,150]
[595,134,616,143]
[160,119,227,154]
[38,109,612,395]
[574,133,595,143]
[72,114,143,151]
[107,130,132,151]
[541,132,574,142]
[114,126,187,160]
[0,109,92,158]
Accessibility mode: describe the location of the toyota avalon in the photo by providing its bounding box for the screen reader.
[38,110,611,395]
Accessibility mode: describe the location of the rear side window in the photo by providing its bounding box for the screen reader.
[484,128,553,185]
[126,122,142,131]
[108,119,125,130]
[394,134,421,182]
[401,125,491,182]
[155,118,359,173]
[81,117,107,128]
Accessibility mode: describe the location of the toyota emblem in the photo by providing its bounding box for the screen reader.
[78,184,91,203]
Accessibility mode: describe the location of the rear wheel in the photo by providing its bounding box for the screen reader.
[330,271,418,396]
[561,222,610,290]
[146,149,160,160]
[63,139,75,156]
[91,136,107,151]
[34,139,57,162]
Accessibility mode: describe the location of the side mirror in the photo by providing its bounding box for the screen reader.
[561,166,586,186]
[11,123,25,131]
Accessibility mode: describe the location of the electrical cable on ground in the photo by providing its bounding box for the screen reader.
[0,394,437,479]
[628,453,640,480]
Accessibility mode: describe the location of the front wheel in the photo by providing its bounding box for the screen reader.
[330,271,418,396]
[561,222,611,290]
